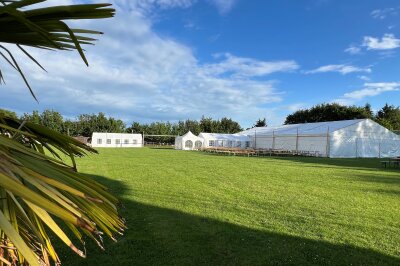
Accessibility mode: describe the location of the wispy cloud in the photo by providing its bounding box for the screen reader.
[306,64,371,75]
[333,82,400,104]
[205,53,299,78]
[371,7,400,19]
[209,0,237,15]
[344,45,361,55]
[1,0,294,125]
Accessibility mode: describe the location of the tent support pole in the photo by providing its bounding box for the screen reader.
[326,127,330,158]
[296,127,299,155]
[272,130,275,150]
[378,141,381,158]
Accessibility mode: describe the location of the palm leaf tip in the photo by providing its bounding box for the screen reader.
[0,0,115,100]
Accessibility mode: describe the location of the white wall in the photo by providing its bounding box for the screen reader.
[91,133,143,148]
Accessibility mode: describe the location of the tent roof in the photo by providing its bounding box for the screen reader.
[240,119,367,136]
[199,133,250,141]
[182,131,197,138]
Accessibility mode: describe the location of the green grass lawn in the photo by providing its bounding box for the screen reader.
[59,148,400,265]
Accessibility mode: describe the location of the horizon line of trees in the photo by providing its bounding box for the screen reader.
[0,109,243,140]
[284,103,400,131]
[1,102,399,142]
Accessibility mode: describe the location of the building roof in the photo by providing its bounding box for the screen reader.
[240,119,367,136]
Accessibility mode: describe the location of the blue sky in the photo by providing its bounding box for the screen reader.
[1,0,400,128]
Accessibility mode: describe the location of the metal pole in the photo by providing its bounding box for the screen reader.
[355,138,358,158]
[326,126,330,158]
[378,141,381,158]
[296,127,299,154]
[254,129,257,149]
[272,130,275,150]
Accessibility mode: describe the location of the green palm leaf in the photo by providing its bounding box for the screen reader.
[0,1,124,265]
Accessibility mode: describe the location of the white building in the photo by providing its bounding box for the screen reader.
[241,119,400,158]
[91,132,143,148]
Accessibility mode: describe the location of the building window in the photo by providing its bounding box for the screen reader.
[209,140,215,147]
[106,139,111,144]
[124,139,129,144]
[132,139,137,144]
[228,140,233,147]
[245,141,250,148]
[236,141,241,147]
[116,139,121,145]
[97,139,102,144]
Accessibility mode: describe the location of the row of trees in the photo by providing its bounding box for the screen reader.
[284,103,400,131]
[2,109,243,139]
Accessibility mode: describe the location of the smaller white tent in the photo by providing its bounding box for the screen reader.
[199,133,251,149]
[91,132,143,148]
[174,131,204,150]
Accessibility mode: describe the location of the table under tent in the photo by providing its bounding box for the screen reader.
[241,119,400,158]
[174,131,204,150]
[198,133,251,149]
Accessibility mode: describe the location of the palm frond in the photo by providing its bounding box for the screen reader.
[0,0,115,99]
[0,114,125,265]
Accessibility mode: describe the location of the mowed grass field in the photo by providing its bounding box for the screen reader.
[59,148,400,265]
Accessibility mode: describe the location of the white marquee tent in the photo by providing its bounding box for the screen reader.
[91,132,143,148]
[198,133,251,149]
[174,131,204,150]
[241,119,400,158]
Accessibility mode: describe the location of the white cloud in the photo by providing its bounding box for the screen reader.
[306,64,371,75]
[333,82,400,105]
[344,45,361,54]
[1,0,295,125]
[358,75,371,81]
[209,0,237,14]
[205,53,299,78]
[362,34,400,50]
[371,7,399,19]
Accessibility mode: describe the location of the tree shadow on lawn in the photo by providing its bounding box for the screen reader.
[58,174,400,266]
[200,152,400,173]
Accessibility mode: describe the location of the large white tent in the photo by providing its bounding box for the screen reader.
[198,133,251,149]
[91,132,143,148]
[241,119,400,158]
[174,131,204,150]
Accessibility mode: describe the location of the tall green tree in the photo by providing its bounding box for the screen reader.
[253,118,267,128]
[285,103,373,124]
[0,1,124,266]
[375,104,400,130]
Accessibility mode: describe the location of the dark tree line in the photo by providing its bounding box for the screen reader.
[284,103,400,131]
[1,110,243,141]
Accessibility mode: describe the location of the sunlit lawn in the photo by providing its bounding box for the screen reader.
[59,148,400,265]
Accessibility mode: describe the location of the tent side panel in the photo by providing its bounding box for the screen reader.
[380,139,400,157]
[274,136,297,151]
[329,136,357,158]
[252,136,273,149]
[298,136,327,156]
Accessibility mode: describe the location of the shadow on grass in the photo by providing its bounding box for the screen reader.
[58,174,400,266]
[199,151,400,173]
